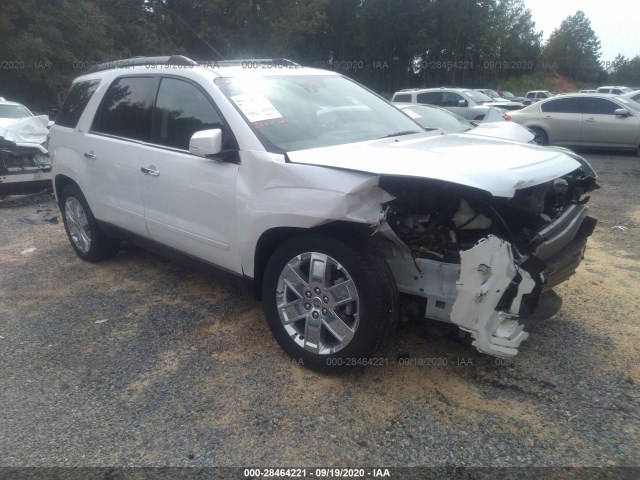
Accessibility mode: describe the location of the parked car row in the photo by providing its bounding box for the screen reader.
[391,88,520,121]
[391,84,640,156]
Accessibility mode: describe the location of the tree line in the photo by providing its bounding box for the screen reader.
[0,0,637,110]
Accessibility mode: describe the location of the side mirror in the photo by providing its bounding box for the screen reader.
[458,99,468,107]
[189,129,222,157]
[48,106,58,120]
[614,108,630,117]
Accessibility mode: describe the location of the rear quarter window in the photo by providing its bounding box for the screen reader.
[393,93,412,102]
[55,80,100,128]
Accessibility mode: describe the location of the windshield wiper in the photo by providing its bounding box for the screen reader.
[381,130,420,138]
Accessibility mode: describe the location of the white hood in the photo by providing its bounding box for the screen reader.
[286,133,580,198]
[0,116,49,145]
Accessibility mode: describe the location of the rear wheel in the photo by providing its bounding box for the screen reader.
[60,184,120,262]
[262,234,398,372]
[530,127,549,146]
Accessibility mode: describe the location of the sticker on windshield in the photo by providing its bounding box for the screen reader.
[231,94,283,123]
[404,110,421,119]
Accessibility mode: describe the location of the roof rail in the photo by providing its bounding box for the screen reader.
[86,55,199,74]
[200,58,301,68]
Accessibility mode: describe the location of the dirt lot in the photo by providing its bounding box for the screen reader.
[0,152,638,474]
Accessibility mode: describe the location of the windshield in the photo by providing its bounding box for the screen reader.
[0,104,32,119]
[502,91,515,98]
[482,89,500,99]
[401,105,473,133]
[617,97,640,112]
[463,90,492,104]
[216,75,421,152]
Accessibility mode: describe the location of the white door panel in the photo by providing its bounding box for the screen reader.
[84,133,148,237]
[138,146,241,272]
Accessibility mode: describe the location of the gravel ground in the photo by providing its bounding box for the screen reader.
[0,153,638,476]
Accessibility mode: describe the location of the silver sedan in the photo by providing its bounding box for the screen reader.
[509,93,640,155]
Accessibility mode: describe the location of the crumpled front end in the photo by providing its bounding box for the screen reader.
[0,140,52,194]
[0,117,52,194]
[373,156,598,358]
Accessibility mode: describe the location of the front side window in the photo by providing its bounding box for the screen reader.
[152,78,223,150]
[442,92,464,107]
[416,92,442,105]
[583,97,618,115]
[56,80,100,128]
[92,76,159,142]
[216,75,421,153]
[541,97,582,114]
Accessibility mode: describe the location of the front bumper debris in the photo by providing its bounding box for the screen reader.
[0,141,52,194]
[383,208,597,358]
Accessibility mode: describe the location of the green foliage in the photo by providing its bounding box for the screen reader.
[608,55,640,86]
[542,10,604,83]
[0,1,635,109]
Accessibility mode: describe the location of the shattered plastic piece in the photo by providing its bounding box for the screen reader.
[20,247,36,255]
[94,319,109,324]
[611,225,628,231]
[450,235,535,357]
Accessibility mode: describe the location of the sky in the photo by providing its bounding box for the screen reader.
[523,0,640,61]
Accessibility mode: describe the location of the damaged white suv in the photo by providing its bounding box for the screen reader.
[49,56,598,372]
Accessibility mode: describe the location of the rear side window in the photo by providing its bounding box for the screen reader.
[152,78,223,150]
[92,76,160,142]
[416,92,441,105]
[56,80,100,128]
[393,93,412,102]
[541,98,582,114]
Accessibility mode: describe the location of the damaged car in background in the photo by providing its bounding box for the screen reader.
[49,57,599,372]
[0,100,52,195]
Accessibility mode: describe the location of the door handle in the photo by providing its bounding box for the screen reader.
[141,166,160,176]
[84,152,96,160]
[585,118,596,122]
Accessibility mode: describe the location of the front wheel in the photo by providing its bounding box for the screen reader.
[262,234,398,372]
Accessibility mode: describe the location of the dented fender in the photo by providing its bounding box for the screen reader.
[237,151,392,277]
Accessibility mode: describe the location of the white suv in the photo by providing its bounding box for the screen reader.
[49,56,598,372]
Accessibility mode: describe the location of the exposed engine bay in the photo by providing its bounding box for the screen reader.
[373,158,599,357]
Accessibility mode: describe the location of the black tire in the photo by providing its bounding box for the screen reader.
[262,234,398,373]
[60,184,120,262]
[530,127,549,146]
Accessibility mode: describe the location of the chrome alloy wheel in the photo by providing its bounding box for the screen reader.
[276,252,360,355]
[64,196,92,254]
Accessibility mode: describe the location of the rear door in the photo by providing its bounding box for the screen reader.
[581,97,640,147]
[539,97,583,144]
[86,75,159,237]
